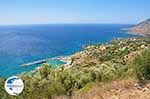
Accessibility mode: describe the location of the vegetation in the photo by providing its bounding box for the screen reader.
[0,37,150,99]
[132,49,150,81]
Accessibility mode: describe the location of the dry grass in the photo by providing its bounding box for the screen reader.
[54,78,150,99]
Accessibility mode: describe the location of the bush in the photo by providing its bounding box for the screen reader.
[132,49,150,80]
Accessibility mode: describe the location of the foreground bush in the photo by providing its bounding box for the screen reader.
[132,49,150,80]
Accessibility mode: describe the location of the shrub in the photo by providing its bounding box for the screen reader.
[132,49,150,80]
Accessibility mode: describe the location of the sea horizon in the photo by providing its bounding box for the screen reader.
[0,23,135,27]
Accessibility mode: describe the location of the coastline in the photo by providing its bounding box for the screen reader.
[122,26,150,37]
[121,28,145,36]
[19,32,146,76]
[50,55,74,69]
[127,31,149,37]
[20,34,141,70]
[16,35,149,79]
[0,24,137,78]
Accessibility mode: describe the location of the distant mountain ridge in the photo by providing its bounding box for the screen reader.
[128,18,150,36]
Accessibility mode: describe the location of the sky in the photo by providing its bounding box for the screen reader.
[0,0,150,25]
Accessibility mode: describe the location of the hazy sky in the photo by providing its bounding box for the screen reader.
[0,0,150,25]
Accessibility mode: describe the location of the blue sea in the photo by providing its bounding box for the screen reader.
[0,24,136,77]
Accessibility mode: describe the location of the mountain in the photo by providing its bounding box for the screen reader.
[128,18,150,36]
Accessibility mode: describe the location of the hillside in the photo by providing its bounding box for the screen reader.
[0,37,150,99]
[128,18,150,35]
